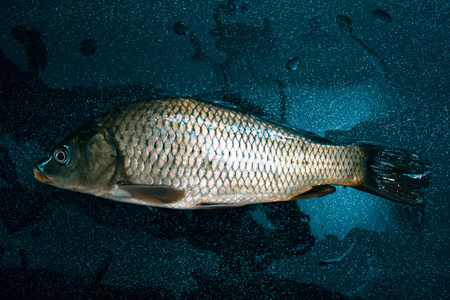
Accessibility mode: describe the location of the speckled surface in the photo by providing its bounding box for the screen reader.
[0,0,448,298]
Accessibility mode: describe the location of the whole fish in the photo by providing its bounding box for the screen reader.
[33,98,429,209]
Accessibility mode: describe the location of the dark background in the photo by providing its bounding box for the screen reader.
[0,0,448,298]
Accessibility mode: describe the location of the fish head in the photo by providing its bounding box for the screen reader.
[33,125,117,195]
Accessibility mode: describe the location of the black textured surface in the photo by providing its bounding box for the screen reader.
[0,0,448,298]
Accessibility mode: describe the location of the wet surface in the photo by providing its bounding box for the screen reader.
[0,0,448,298]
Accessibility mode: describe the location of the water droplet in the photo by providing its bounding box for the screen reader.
[285,56,301,71]
[373,9,393,24]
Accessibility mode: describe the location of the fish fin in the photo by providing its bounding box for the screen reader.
[118,185,185,205]
[290,185,336,200]
[353,144,430,205]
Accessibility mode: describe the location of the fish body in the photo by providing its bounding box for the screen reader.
[34,98,429,209]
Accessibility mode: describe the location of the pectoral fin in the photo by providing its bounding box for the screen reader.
[290,185,336,200]
[118,185,185,205]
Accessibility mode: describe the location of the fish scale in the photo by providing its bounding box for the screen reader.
[95,98,365,209]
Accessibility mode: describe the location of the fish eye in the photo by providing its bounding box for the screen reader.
[54,146,71,165]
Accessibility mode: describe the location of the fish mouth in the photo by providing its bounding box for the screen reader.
[33,167,55,184]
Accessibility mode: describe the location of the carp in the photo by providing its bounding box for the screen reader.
[34,98,430,209]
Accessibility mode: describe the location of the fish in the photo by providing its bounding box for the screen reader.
[33,98,430,209]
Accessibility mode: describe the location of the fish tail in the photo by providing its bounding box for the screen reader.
[353,144,430,205]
